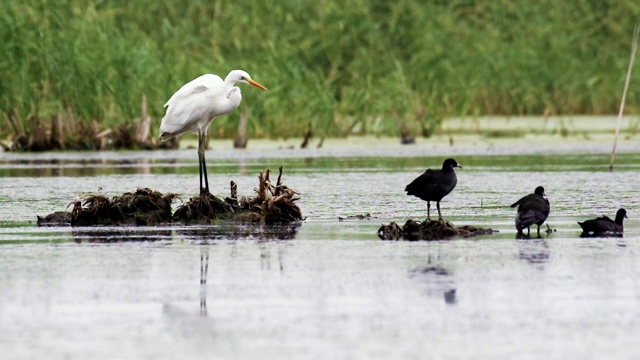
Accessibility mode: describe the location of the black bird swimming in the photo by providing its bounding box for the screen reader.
[578,208,627,236]
[405,158,462,221]
[510,186,550,237]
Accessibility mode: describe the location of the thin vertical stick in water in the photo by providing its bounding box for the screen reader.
[609,24,640,172]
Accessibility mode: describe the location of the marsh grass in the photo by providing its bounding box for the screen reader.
[1,1,639,140]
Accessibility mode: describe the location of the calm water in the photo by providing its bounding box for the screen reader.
[1,140,640,359]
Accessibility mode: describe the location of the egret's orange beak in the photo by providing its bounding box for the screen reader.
[248,79,268,91]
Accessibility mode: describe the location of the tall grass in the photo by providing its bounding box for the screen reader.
[1,0,639,139]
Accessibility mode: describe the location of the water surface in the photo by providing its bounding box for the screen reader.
[1,140,639,359]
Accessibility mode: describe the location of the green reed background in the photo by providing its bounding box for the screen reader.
[1,0,639,139]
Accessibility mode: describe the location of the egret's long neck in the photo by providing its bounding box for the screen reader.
[220,73,242,113]
[219,87,242,115]
[224,71,238,90]
[223,74,239,95]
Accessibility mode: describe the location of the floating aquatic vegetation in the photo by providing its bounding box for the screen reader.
[378,219,497,241]
[338,213,373,221]
[36,167,303,227]
[70,188,176,226]
[36,211,72,227]
[174,166,303,224]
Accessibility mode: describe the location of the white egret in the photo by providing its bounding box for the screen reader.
[159,70,268,194]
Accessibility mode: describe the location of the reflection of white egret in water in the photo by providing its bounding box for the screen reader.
[159,70,268,195]
[259,242,287,274]
[200,248,209,317]
[260,243,271,271]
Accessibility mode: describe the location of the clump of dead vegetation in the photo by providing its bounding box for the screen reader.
[2,97,178,151]
[378,219,497,241]
[70,188,177,226]
[173,166,303,224]
[37,167,303,227]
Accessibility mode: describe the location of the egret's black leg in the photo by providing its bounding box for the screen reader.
[198,131,205,194]
[437,201,443,220]
[427,201,431,221]
[197,131,210,194]
[202,155,209,193]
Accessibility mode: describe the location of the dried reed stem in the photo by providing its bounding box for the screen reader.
[609,24,640,172]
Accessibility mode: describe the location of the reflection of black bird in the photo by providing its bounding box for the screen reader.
[443,289,457,305]
[405,158,462,221]
[510,186,550,237]
[578,208,627,236]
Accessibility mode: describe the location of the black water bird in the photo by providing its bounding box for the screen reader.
[578,208,627,236]
[510,186,550,237]
[405,158,462,221]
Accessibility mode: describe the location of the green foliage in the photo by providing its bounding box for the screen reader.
[1,0,639,139]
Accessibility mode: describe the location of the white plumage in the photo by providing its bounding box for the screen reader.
[160,69,267,194]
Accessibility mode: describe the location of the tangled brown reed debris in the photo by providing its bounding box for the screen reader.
[37,167,303,227]
[378,219,497,241]
[174,166,303,224]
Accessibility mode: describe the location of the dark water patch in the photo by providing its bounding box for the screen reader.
[174,222,302,241]
[2,150,640,178]
[71,228,173,243]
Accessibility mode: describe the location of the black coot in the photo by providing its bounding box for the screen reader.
[405,158,462,220]
[510,186,550,237]
[578,208,627,236]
